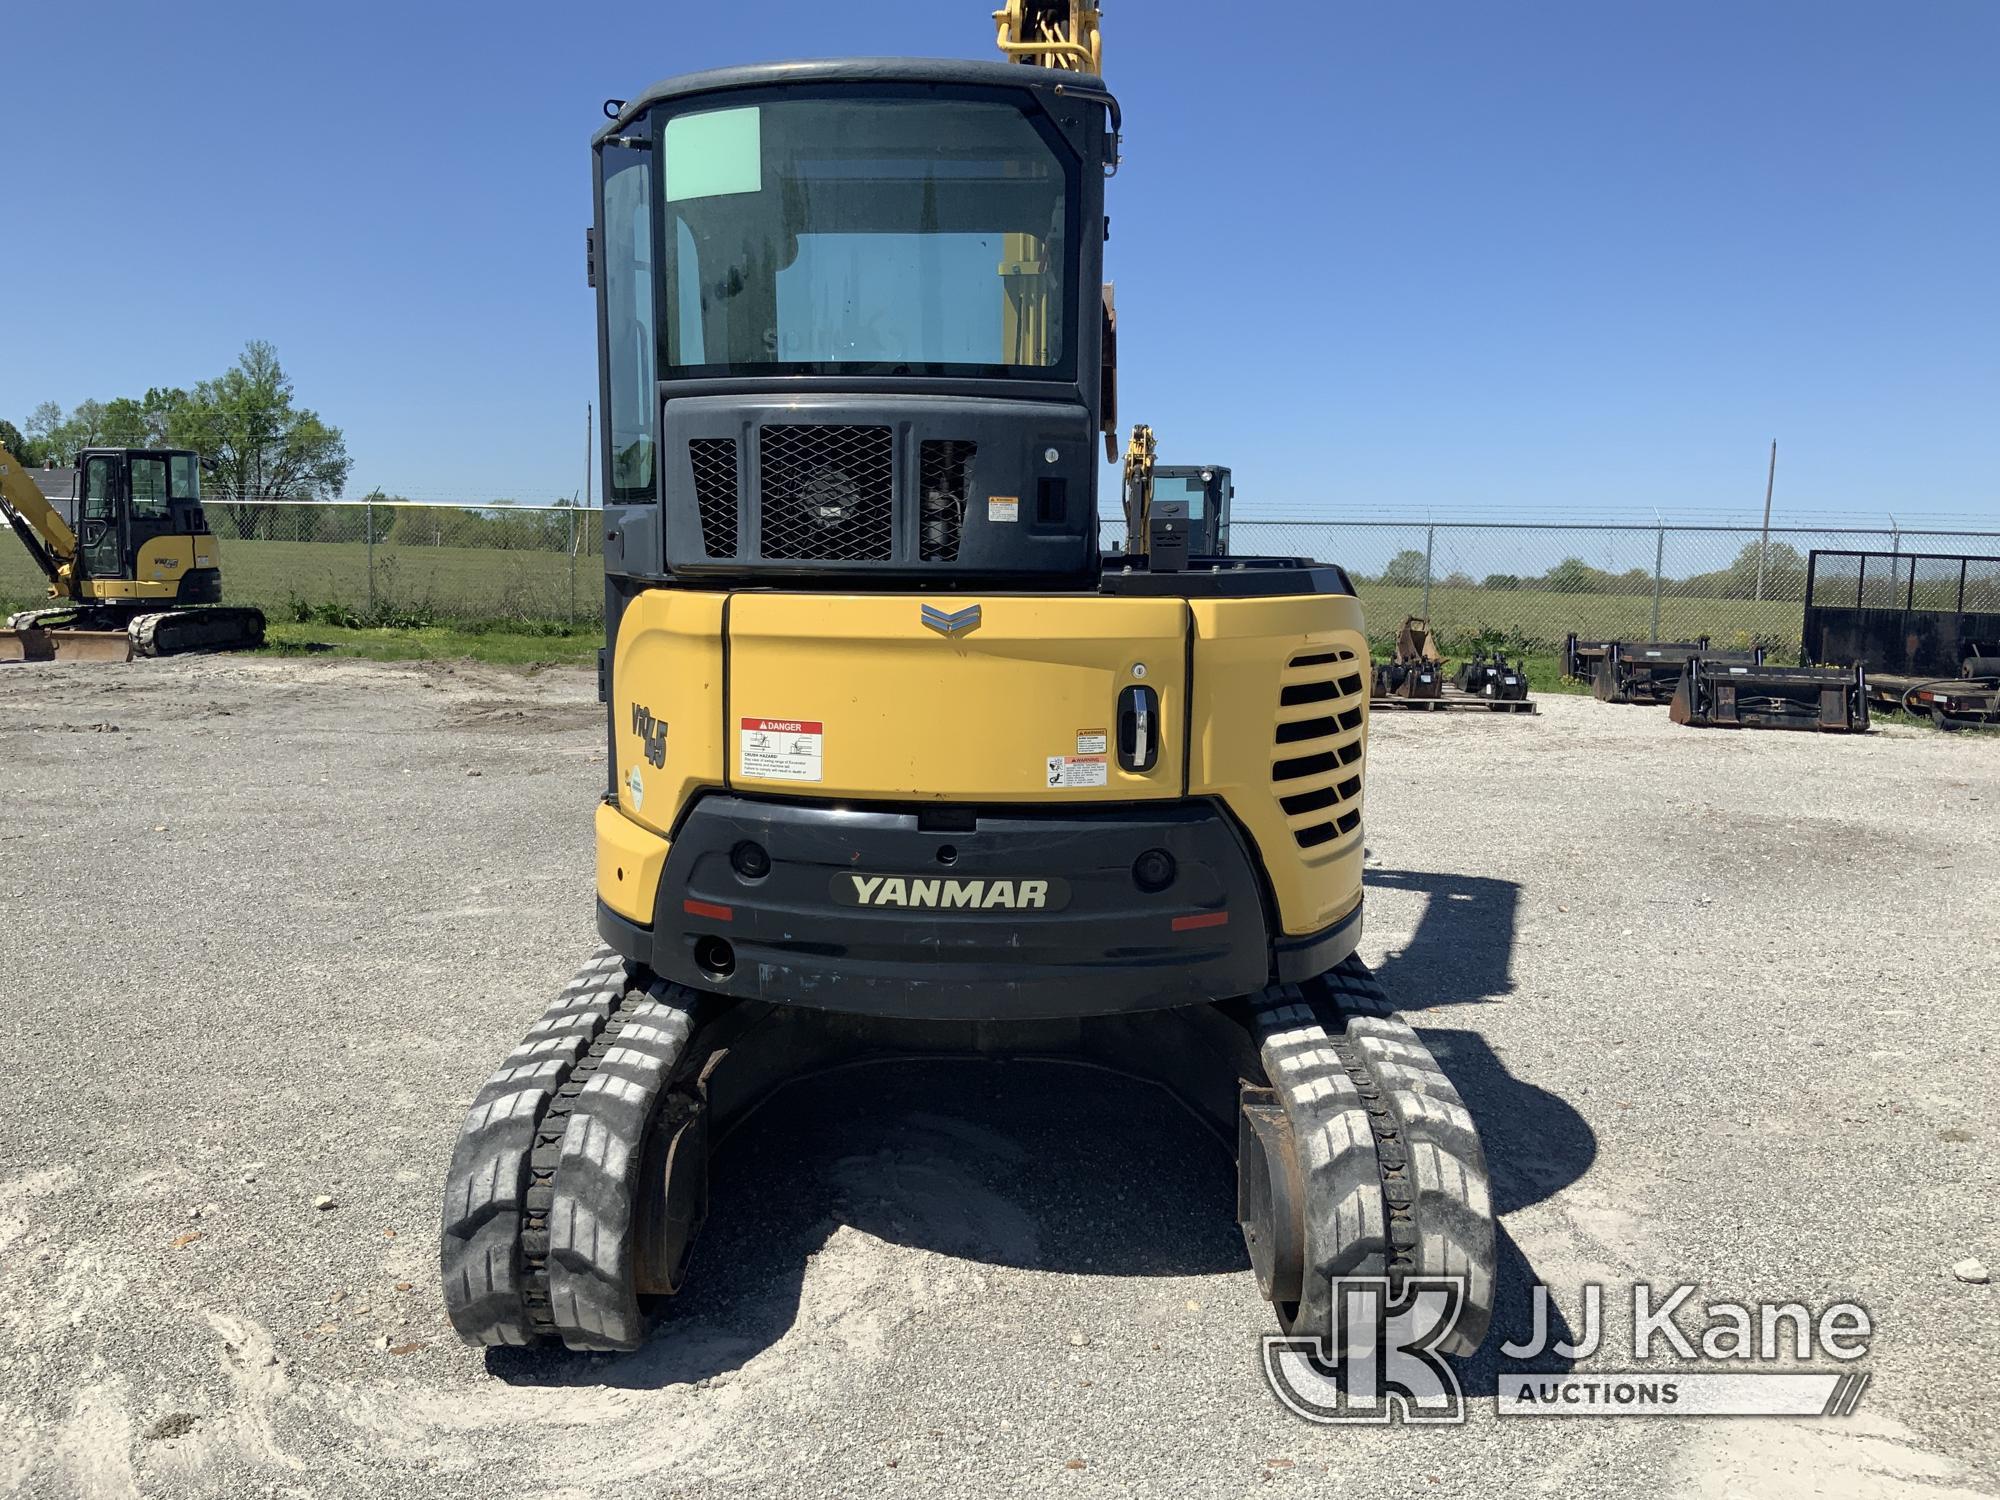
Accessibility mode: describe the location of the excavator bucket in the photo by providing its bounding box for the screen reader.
[1371,615,1445,700]
[1670,658,1869,732]
[0,626,133,664]
[1595,640,1762,704]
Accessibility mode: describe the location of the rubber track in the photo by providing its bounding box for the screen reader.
[5,606,79,631]
[130,606,266,657]
[1248,955,1496,1357]
[542,981,698,1351]
[440,947,629,1347]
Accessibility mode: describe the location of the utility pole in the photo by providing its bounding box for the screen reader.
[1755,439,1777,602]
[585,404,593,510]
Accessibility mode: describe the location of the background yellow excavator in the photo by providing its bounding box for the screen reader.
[0,443,265,661]
[441,0,1498,1366]
[1122,423,1235,560]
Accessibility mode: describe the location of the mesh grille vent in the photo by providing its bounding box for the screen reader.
[758,425,894,562]
[918,440,976,563]
[688,438,739,559]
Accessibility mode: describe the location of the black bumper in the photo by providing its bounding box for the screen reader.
[597,793,1361,1021]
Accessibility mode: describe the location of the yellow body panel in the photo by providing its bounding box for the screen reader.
[596,799,671,924]
[727,593,1184,801]
[1190,596,1370,936]
[610,590,728,837]
[83,536,202,601]
[597,584,1368,953]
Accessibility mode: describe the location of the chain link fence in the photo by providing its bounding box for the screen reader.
[3,496,1993,655]
[1130,518,2000,655]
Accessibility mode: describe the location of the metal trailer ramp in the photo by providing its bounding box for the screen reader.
[1869,670,2000,730]
[1670,659,1868,732]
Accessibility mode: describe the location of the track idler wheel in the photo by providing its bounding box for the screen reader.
[1237,957,1496,1357]
[440,949,712,1351]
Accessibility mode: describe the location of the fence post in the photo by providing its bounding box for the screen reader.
[1651,522,1665,639]
[366,493,376,615]
[568,506,579,628]
[1421,525,1435,620]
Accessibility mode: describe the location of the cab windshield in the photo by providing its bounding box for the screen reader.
[660,95,1076,378]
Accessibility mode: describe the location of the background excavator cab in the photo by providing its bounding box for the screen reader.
[1149,463,1233,557]
[72,449,213,589]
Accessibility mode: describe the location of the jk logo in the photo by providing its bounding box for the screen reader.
[631,703,668,768]
[1262,1277,1467,1425]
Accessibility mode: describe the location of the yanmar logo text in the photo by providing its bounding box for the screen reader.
[832,874,1071,911]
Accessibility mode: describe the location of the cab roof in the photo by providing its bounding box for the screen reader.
[595,57,1110,143]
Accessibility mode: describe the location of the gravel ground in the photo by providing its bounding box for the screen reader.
[0,656,1994,1500]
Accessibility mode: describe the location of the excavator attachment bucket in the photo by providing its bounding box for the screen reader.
[1670,658,1868,732]
[1372,615,1445,699]
[1595,640,1761,704]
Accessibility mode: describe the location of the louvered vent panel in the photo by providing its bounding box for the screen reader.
[1271,647,1366,848]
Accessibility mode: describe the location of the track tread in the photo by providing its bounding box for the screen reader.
[544,986,699,1352]
[439,947,629,1348]
[1249,956,1497,1357]
[1311,954,1496,1356]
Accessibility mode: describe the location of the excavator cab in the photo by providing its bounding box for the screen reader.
[1150,463,1233,556]
[72,449,217,596]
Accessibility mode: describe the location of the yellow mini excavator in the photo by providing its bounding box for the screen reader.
[1122,422,1236,560]
[0,443,264,661]
[442,0,1496,1362]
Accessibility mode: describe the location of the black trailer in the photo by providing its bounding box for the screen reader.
[1802,550,2000,727]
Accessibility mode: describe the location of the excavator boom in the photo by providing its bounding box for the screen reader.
[0,444,77,590]
[993,0,1103,72]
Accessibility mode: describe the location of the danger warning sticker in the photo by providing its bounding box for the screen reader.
[1075,729,1108,755]
[741,718,823,782]
[1046,754,1108,789]
[987,495,1019,522]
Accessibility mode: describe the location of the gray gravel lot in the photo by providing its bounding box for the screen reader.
[0,655,1994,1499]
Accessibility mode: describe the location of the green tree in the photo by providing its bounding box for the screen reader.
[1379,548,1429,586]
[169,342,350,538]
[1539,557,1610,595]
[0,419,35,463]
[100,387,189,448]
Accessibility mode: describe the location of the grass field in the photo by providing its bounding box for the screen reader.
[0,534,1815,656]
[263,620,599,666]
[0,537,593,626]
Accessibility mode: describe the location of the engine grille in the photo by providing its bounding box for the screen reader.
[758,425,894,562]
[1270,647,1367,849]
[918,440,975,563]
[688,438,739,558]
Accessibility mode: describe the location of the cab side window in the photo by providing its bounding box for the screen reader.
[83,456,120,520]
[129,457,170,520]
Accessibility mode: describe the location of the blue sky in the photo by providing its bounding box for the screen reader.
[3,0,1994,524]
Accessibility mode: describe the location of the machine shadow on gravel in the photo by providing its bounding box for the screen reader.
[1365,867,1521,1009]
[489,1019,1596,1394]
[488,1057,1248,1389]
[1362,868,1599,1392]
